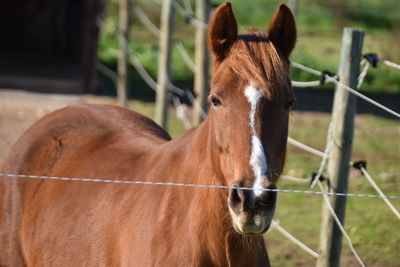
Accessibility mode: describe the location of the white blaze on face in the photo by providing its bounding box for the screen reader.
[244,85,268,196]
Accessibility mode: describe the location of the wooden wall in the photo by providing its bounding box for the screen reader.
[0,0,105,93]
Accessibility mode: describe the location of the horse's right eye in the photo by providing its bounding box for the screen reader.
[210,95,222,107]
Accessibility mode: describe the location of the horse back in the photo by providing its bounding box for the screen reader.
[3,103,170,173]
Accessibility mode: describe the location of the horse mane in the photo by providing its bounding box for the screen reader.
[227,31,291,100]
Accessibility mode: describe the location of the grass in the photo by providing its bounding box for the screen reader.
[268,112,400,266]
[85,96,400,266]
[98,0,400,96]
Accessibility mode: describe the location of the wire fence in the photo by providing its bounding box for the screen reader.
[290,61,400,119]
[93,2,400,262]
[1,173,400,199]
[9,0,398,264]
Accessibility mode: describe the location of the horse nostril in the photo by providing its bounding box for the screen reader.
[258,184,277,208]
[228,183,245,213]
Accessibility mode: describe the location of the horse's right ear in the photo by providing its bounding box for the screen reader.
[208,2,238,62]
[267,4,296,57]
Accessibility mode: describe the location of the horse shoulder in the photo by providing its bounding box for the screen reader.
[0,104,172,266]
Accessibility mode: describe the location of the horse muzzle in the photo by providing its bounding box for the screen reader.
[228,183,277,234]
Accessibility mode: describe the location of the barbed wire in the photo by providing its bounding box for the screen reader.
[1,173,399,199]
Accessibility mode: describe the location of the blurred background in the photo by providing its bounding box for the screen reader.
[0,0,399,266]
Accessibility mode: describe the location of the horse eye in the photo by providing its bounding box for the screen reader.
[210,96,222,107]
[285,100,294,110]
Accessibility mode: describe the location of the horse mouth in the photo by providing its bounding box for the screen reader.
[230,210,272,235]
[233,221,271,235]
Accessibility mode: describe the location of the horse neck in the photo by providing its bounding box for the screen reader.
[166,115,223,183]
[162,117,266,266]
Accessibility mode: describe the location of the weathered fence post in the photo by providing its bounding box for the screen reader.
[192,0,210,125]
[155,0,175,128]
[117,0,130,107]
[316,28,364,267]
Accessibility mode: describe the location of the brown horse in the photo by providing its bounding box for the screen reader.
[0,2,296,266]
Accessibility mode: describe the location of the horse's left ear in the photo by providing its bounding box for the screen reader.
[208,2,238,62]
[267,4,297,57]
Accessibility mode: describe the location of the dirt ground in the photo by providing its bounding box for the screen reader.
[0,90,83,164]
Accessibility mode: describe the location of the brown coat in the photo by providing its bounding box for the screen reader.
[0,3,296,266]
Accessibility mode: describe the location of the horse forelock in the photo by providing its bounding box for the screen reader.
[226,31,292,101]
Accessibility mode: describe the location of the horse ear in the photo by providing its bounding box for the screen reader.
[208,2,238,62]
[267,4,297,57]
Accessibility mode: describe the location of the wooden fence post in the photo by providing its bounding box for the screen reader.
[316,28,364,267]
[192,0,210,125]
[117,0,130,108]
[155,0,175,128]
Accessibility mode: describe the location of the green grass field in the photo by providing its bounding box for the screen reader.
[86,96,400,266]
[98,0,400,95]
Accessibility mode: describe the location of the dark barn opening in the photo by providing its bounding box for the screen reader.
[0,0,104,93]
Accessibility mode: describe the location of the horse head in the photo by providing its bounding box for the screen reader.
[207,2,296,235]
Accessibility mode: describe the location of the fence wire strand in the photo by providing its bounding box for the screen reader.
[310,124,333,189]
[132,4,161,37]
[153,0,207,29]
[291,61,400,119]
[287,137,326,158]
[100,6,399,260]
[270,220,319,258]
[182,0,194,15]
[1,173,400,199]
[174,40,197,72]
[95,61,118,88]
[280,175,311,183]
[357,60,369,89]
[383,60,400,70]
[172,95,192,129]
[171,0,208,29]
[292,80,326,88]
[132,3,197,74]
[360,167,400,220]
[318,182,365,267]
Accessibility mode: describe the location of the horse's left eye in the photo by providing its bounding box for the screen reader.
[285,100,294,110]
[210,95,222,107]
